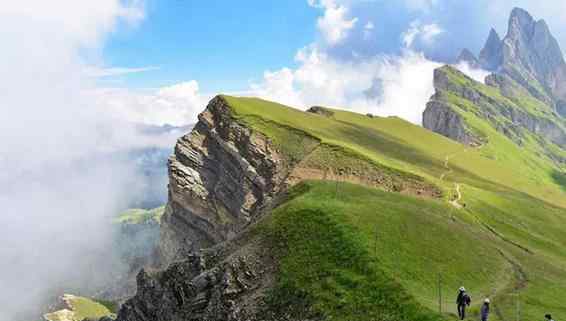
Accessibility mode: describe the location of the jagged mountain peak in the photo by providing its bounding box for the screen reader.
[457,48,479,67]
[487,28,501,43]
[508,7,536,35]
[475,7,566,113]
[479,28,503,71]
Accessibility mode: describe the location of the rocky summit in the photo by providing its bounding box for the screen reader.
[485,8,566,113]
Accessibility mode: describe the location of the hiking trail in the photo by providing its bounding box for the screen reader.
[439,150,466,209]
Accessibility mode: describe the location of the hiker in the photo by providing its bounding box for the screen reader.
[545,314,555,321]
[456,287,471,320]
[481,298,490,321]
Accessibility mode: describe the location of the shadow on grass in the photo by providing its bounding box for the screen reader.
[551,170,566,192]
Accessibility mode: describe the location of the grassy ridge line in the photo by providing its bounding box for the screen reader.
[225,102,433,187]
[222,95,565,207]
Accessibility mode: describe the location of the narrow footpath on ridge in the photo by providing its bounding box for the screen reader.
[439,150,465,209]
[439,145,530,321]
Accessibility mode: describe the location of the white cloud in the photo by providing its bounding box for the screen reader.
[0,0,143,48]
[454,62,490,84]
[373,52,441,124]
[0,1,160,320]
[85,65,159,77]
[248,45,440,125]
[309,0,358,45]
[402,20,444,48]
[96,81,211,126]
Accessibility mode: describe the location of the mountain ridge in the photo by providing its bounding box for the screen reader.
[103,7,566,321]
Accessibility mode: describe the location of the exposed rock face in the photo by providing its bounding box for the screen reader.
[478,8,566,112]
[307,106,335,117]
[457,49,480,68]
[159,96,300,264]
[116,233,277,321]
[423,68,483,146]
[423,66,566,149]
[423,100,479,146]
[478,28,503,71]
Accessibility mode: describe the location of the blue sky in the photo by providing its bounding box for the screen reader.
[103,0,318,92]
[92,0,566,126]
[101,0,566,93]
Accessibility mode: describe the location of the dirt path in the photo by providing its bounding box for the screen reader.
[439,151,466,208]
[449,183,463,209]
[439,145,531,321]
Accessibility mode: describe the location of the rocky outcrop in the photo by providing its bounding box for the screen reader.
[159,96,307,264]
[478,28,503,71]
[423,100,480,146]
[116,232,277,321]
[424,66,566,149]
[423,67,482,145]
[307,106,335,117]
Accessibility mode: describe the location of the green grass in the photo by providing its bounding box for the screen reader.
[214,92,566,321]
[44,295,114,321]
[259,182,443,321]
[259,181,566,321]
[114,206,165,225]
[222,95,565,207]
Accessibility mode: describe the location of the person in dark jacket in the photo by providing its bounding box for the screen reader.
[481,298,490,321]
[456,287,471,320]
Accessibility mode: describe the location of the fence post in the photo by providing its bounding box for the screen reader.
[374,226,379,258]
[438,273,442,314]
[515,290,521,321]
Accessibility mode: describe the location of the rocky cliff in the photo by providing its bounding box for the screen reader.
[116,230,277,321]
[465,8,566,113]
[158,96,302,263]
[423,66,566,157]
[110,95,443,321]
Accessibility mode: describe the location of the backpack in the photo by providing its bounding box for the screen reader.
[463,293,471,305]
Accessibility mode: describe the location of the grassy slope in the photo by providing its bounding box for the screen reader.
[114,206,165,225]
[259,182,510,321]
[44,295,113,321]
[219,94,566,321]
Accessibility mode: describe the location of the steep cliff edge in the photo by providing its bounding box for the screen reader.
[159,96,441,264]
[158,96,308,263]
[424,66,566,164]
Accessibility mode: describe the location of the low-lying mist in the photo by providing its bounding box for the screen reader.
[0,2,179,320]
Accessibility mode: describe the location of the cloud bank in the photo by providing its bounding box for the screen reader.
[0,1,172,320]
[94,81,211,127]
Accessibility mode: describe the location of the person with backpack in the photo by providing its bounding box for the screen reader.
[456,286,471,320]
[481,298,490,321]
